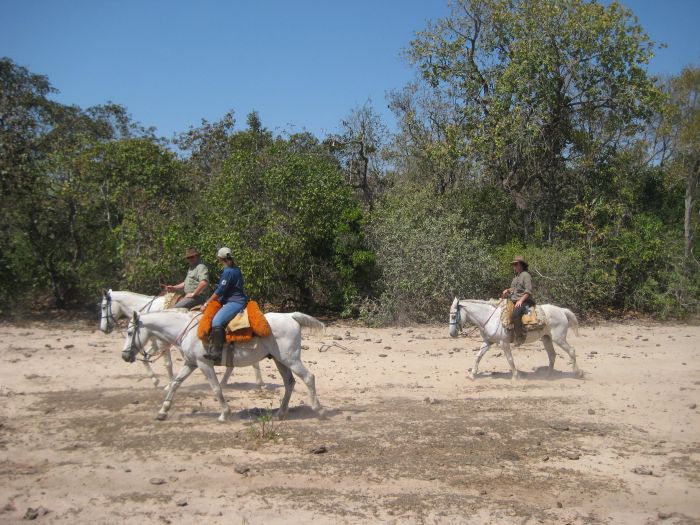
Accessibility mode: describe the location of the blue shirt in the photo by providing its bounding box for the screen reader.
[214,266,248,305]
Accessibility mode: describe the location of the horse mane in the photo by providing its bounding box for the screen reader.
[459,298,500,307]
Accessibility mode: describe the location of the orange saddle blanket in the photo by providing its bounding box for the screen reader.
[197,300,272,343]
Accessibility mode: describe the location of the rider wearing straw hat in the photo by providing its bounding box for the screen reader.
[201,247,248,361]
[166,247,210,309]
[501,255,534,346]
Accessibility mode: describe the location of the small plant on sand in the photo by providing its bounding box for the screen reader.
[248,402,283,441]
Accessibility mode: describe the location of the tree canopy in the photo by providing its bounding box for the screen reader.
[1,1,698,320]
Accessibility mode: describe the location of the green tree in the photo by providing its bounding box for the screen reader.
[395,0,662,239]
[661,66,700,265]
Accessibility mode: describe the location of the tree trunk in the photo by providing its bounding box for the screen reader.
[684,159,699,263]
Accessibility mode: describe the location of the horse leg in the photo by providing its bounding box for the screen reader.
[469,342,492,380]
[272,359,295,420]
[220,364,262,388]
[542,335,557,376]
[221,367,233,386]
[288,360,324,417]
[198,362,231,422]
[253,362,265,389]
[501,342,520,380]
[157,363,195,420]
[553,337,582,378]
[160,343,174,389]
[141,358,160,388]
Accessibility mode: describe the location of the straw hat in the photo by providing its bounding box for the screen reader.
[184,247,200,259]
[511,255,528,267]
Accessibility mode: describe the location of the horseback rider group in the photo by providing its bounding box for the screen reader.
[165,246,248,362]
[164,247,533,361]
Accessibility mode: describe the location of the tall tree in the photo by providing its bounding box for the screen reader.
[326,102,389,208]
[394,0,662,239]
[661,66,700,265]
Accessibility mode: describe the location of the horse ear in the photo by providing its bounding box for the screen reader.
[132,311,139,324]
[102,289,107,297]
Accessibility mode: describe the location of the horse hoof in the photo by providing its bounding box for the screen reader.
[152,380,160,389]
[467,373,476,381]
[218,414,227,423]
[316,408,328,420]
[156,412,167,421]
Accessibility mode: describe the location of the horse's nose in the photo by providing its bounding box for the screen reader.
[121,351,133,363]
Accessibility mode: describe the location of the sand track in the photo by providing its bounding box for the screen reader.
[0,319,698,524]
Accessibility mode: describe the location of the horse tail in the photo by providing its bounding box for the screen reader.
[563,308,579,336]
[289,312,325,335]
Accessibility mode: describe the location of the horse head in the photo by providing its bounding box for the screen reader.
[448,297,462,338]
[122,311,144,363]
[100,289,116,334]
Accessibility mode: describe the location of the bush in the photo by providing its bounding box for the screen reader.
[369,184,498,324]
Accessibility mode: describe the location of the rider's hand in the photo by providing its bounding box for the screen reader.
[501,289,510,298]
[515,299,524,308]
[200,302,208,311]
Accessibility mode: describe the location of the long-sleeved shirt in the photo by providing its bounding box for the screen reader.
[214,266,248,305]
[509,271,533,302]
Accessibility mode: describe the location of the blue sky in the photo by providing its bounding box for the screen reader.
[2,1,699,140]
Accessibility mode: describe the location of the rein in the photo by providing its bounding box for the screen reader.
[176,312,202,346]
[139,293,163,313]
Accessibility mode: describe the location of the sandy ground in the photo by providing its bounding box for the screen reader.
[0,315,699,524]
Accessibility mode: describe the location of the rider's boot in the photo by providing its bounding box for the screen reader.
[203,326,225,361]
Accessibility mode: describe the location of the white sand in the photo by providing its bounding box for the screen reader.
[0,317,698,524]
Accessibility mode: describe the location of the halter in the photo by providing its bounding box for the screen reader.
[101,293,116,333]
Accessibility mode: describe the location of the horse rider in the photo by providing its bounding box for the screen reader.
[201,247,248,361]
[165,247,210,309]
[501,255,534,346]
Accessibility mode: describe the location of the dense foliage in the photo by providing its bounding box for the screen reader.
[1,0,698,321]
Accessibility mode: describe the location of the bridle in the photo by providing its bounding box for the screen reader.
[122,315,149,363]
[101,292,116,334]
[450,299,503,337]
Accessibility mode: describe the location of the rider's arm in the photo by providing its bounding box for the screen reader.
[167,281,185,292]
[201,291,220,309]
[192,279,209,297]
[515,292,529,307]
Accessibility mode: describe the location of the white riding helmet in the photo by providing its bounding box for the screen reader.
[216,247,232,259]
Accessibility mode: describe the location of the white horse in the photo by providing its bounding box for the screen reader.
[121,309,325,422]
[100,289,264,389]
[449,298,581,380]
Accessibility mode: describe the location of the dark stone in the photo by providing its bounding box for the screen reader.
[310,445,327,454]
[234,464,250,475]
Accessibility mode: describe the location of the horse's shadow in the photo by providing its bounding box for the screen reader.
[181,381,275,392]
[237,405,341,421]
[484,366,583,381]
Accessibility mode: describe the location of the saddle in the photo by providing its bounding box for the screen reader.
[197,300,272,345]
[501,301,547,331]
[162,292,182,309]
